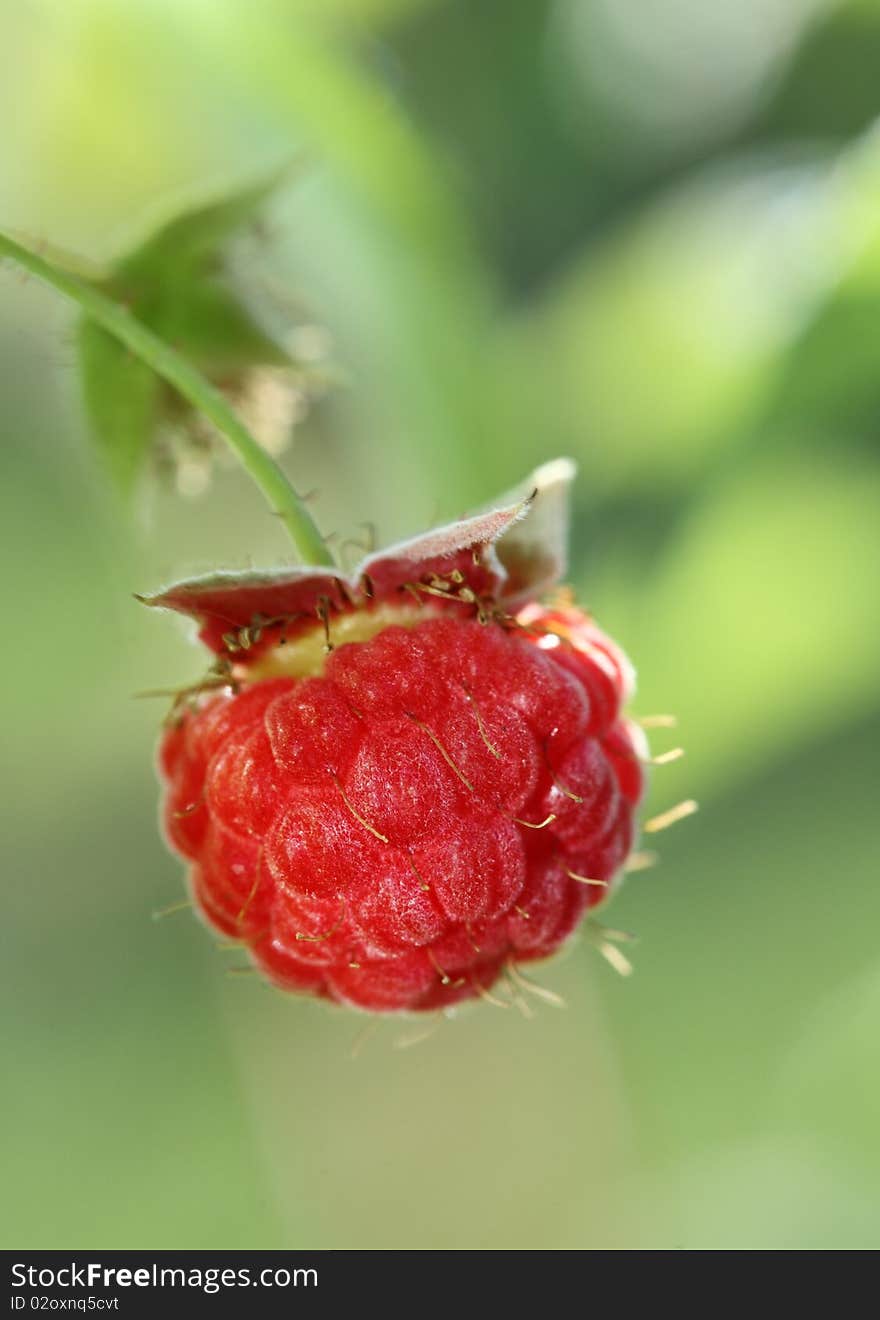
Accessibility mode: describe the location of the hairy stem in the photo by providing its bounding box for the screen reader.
[0,230,333,566]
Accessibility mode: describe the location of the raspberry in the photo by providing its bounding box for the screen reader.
[149,460,649,1012]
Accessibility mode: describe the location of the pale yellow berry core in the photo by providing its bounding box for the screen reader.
[235,602,427,682]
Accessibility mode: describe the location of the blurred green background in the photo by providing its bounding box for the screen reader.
[2,0,879,1250]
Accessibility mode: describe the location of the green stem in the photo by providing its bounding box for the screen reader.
[0,229,333,566]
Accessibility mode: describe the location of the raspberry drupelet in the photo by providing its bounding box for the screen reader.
[149,461,648,1012]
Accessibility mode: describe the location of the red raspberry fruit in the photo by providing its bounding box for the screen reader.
[149,461,647,1012]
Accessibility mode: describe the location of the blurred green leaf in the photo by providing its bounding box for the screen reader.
[108,169,295,373]
[116,171,285,279]
[77,321,159,493]
[766,291,880,437]
[131,276,291,377]
[75,171,301,494]
[760,126,880,445]
[492,161,833,494]
[753,0,880,142]
[622,453,880,796]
